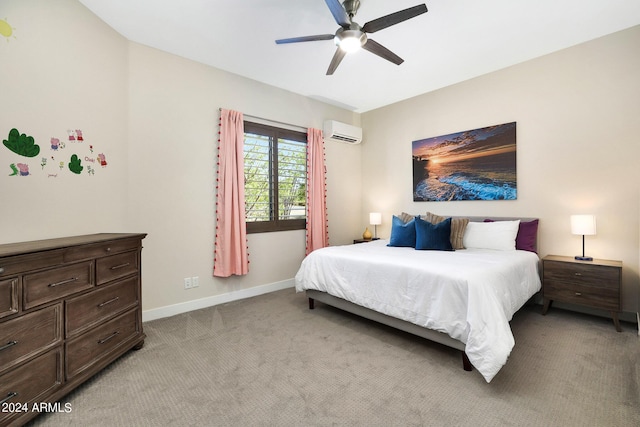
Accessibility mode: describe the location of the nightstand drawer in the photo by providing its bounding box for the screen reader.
[544,261,619,288]
[544,280,619,311]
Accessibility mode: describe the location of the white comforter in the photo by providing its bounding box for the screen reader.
[294,240,541,382]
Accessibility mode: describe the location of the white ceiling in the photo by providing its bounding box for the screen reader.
[79,0,640,113]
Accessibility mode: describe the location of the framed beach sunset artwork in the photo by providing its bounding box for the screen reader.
[412,122,517,201]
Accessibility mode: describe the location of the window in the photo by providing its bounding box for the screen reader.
[243,121,307,233]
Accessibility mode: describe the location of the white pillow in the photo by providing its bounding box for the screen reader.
[462,220,520,251]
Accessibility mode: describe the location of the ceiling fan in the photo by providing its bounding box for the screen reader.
[275,0,428,75]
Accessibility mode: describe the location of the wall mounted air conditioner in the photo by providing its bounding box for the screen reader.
[323,120,363,144]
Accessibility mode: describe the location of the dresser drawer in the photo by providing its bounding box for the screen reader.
[66,308,140,379]
[0,347,63,424]
[96,251,139,285]
[0,278,19,319]
[66,276,139,337]
[64,237,141,263]
[23,261,94,310]
[0,304,62,373]
[0,250,64,278]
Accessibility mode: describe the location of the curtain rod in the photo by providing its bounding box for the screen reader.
[219,108,308,133]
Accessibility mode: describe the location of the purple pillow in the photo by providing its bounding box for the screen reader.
[484,219,539,253]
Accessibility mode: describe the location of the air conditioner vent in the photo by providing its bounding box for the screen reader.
[323,120,362,144]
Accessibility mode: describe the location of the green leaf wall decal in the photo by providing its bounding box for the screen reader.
[3,128,40,157]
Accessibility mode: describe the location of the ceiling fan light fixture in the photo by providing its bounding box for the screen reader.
[335,29,366,53]
[276,1,428,74]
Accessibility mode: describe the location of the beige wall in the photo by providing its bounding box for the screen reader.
[126,43,361,312]
[361,26,640,313]
[0,0,362,316]
[0,0,129,242]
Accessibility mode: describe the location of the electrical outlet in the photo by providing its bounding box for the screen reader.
[184,277,192,289]
[192,276,199,288]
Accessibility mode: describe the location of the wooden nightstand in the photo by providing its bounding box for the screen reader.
[542,255,623,332]
[353,238,379,244]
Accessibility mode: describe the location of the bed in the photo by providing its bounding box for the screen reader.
[294,215,541,383]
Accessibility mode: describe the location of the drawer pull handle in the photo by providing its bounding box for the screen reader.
[110,263,130,270]
[0,267,4,274]
[98,296,120,308]
[48,277,78,287]
[574,272,582,276]
[575,292,582,296]
[98,331,120,344]
[0,340,18,352]
[0,392,18,405]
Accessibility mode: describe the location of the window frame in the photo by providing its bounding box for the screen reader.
[243,121,307,234]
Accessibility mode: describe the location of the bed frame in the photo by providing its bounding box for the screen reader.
[306,216,539,373]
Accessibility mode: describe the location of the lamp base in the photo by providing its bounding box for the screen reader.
[575,255,593,261]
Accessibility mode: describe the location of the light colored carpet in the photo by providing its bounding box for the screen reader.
[29,289,639,426]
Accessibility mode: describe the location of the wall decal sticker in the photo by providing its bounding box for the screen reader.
[68,154,83,174]
[50,137,61,150]
[3,128,40,157]
[10,163,29,176]
[3,128,109,178]
[0,18,16,42]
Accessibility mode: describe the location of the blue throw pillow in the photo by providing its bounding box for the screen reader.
[415,216,454,251]
[387,215,416,247]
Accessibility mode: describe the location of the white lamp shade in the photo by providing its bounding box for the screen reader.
[369,212,382,225]
[571,215,596,236]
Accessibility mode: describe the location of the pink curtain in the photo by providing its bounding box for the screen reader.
[214,109,249,277]
[306,128,329,255]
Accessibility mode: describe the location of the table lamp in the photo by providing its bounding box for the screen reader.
[571,214,596,261]
[369,212,382,240]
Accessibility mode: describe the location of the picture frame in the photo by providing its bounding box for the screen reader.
[412,122,517,201]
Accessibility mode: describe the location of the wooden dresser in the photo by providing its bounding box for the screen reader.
[0,233,146,426]
[542,255,622,331]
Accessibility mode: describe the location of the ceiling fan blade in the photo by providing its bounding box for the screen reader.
[275,34,335,44]
[325,0,351,27]
[326,47,347,75]
[362,4,428,34]
[362,39,404,65]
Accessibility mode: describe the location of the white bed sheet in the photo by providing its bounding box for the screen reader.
[294,239,541,382]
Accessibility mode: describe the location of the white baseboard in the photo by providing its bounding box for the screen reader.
[142,279,295,322]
